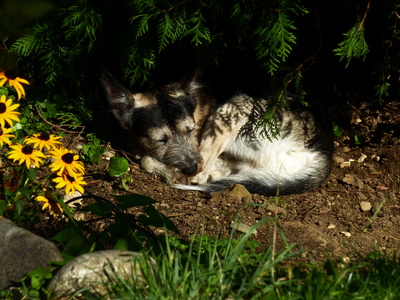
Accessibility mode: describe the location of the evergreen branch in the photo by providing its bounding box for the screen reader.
[334,2,371,67]
[132,14,154,38]
[62,5,102,51]
[359,1,371,31]
[186,11,211,46]
[334,20,370,67]
[10,23,49,57]
[124,46,156,86]
[157,13,175,52]
[255,11,297,75]
[256,106,280,141]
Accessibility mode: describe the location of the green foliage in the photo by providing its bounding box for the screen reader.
[92,218,288,299]
[255,6,307,75]
[332,122,345,138]
[1,0,400,123]
[257,106,281,141]
[53,193,178,257]
[108,156,130,177]
[74,225,400,300]
[81,133,106,164]
[334,19,369,67]
[19,267,53,297]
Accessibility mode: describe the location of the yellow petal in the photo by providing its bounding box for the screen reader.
[17,77,30,85]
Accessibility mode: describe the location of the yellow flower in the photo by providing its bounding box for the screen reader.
[49,146,85,177]
[0,95,20,128]
[53,172,86,195]
[8,143,46,168]
[0,70,30,100]
[35,195,63,216]
[25,132,62,151]
[0,127,14,147]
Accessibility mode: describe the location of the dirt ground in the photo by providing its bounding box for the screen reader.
[82,99,400,264]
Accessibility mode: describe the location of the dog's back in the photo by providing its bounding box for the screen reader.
[174,94,333,196]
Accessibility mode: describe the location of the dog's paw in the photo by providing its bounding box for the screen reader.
[173,171,190,184]
[189,172,209,185]
[141,156,180,185]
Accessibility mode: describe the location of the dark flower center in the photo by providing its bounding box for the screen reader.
[0,103,6,113]
[4,69,17,80]
[66,174,75,183]
[38,132,50,141]
[22,145,33,155]
[62,153,74,164]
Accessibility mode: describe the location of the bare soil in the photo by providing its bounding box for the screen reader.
[83,100,400,264]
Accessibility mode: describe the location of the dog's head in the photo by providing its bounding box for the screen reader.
[101,73,202,176]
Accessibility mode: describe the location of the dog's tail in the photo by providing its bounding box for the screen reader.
[173,160,332,196]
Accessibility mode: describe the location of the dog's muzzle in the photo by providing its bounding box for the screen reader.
[181,164,198,176]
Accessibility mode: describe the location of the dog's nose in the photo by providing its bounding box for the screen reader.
[181,164,198,175]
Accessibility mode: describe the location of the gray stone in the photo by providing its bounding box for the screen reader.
[47,250,154,300]
[360,201,372,212]
[0,218,64,289]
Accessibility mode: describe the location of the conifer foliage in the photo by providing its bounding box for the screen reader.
[1,0,400,115]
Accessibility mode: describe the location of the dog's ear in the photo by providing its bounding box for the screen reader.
[100,72,135,130]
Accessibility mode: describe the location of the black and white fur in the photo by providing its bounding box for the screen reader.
[175,94,333,195]
[102,73,333,196]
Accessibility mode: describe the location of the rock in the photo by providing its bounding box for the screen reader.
[265,203,287,216]
[333,156,345,164]
[210,184,252,203]
[231,221,257,235]
[342,146,352,153]
[342,174,364,189]
[340,161,351,168]
[327,223,336,229]
[341,231,352,237]
[0,218,64,289]
[360,201,372,212]
[357,153,367,163]
[357,192,368,200]
[102,151,115,159]
[47,250,154,300]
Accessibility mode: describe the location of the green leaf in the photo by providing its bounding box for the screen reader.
[80,202,114,217]
[114,239,129,250]
[81,143,106,164]
[109,156,129,177]
[27,267,52,290]
[332,122,345,138]
[354,134,362,145]
[52,224,82,243]
[141,205,179,233]
[115,194,158,209]
[121,175,133,191]
[0,200,8,216]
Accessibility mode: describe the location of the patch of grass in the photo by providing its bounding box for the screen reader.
[75,225,400,300]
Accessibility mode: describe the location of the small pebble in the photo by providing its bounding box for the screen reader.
[327,223,336,229]
[333,156,345,163]
[342,146,352,153]
[360,201,372,212]
[340,161,351,168]
[358,153,367,163]
[231,222,257,235]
